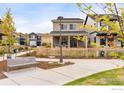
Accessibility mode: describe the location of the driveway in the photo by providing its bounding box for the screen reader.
[0,59,124,85]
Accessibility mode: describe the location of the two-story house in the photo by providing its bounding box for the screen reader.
[29,32,41,47]
[37,33,42,46]
[50,17,88,48]
[85,14,122,48]
[17,33,27,46]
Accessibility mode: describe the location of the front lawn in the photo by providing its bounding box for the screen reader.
[65,67,124,85]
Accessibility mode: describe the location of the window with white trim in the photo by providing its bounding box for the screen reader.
[61,24,67,30]
[30,35,35,39]
[69,24,76,30]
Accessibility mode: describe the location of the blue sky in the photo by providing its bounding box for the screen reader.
[0,3,86,33]
[0,3,123,33]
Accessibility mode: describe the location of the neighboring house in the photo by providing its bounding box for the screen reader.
[18,33,27,46]
[37,33,42,46]
[50,17,88,48]
[29,32,41,47]
[84,14,122,48]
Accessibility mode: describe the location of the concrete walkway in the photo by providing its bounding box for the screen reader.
[0,59,124,85]
[0,50,34,61]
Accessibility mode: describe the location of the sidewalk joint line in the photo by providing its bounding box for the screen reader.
[51,70,74,79]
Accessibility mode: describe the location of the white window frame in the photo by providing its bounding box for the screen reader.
[69,23,77,30]
[61,24,67,31]
[30,35,35,39]
[30,41,37,46]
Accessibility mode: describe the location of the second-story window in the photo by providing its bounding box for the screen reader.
[94,37,96,43]
[37,36,41,39]
[30,35,35,39]
[69,24,76,30]
[61,24,67,30]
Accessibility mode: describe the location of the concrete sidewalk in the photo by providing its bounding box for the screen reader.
[0,50,34,61]
[0,59,124,85]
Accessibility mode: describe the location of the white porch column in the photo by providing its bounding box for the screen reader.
[114,38,116,47]
[85,35,88,49]
[85,35,88,57]
[68,36,70,48]
[51,36,53,48]
[77,39,78,48]
[105,38,108,48]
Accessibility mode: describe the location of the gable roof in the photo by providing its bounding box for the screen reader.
[29,32,37,35]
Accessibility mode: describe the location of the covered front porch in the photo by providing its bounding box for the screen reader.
[52,36,88,48]
[96,33,122,48]
[50,31,89,48]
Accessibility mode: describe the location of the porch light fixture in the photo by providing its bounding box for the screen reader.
[58,16,64,63]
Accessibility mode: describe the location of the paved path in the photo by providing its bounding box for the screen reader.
[0,50,34,61]
[0,59,124,85]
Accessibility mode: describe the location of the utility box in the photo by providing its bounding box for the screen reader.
[99,50,105,57]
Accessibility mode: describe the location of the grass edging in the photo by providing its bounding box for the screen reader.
[64,67,124,85]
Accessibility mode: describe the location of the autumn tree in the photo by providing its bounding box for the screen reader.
[1,8,16,58]
[75,3,124,48]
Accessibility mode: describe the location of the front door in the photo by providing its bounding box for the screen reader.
[70,37,77,48]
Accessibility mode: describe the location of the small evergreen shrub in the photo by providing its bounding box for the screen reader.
[120,56,124,60]
[109,52,118,58]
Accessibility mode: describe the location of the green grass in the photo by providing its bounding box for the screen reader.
[65,67,124,85]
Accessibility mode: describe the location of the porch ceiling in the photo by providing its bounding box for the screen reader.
[50,31,88,36]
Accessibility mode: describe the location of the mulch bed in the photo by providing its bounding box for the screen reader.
[37,61,74,69]
[0,72,7,79]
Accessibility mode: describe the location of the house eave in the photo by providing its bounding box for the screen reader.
[50,31,88,36]
[51,19,84,23]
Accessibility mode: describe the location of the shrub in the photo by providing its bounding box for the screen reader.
[0,47,5,55]
[120,56,124,60]
[42,43,51,48]
[118,52,123,56]
[109,52,118,58]
[45,43,51,48]
[0,49,3,55]
[42,43,47,46]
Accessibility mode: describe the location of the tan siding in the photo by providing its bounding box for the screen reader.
[53,23,60,31]
[53,22,83,31]
[42,34,51,44]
